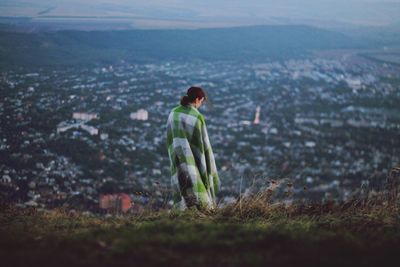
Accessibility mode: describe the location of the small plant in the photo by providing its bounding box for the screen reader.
[385,167,400,207]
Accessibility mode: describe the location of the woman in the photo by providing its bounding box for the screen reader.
[166,86,220,210]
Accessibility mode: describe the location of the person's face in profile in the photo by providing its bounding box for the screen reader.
[194,97,205,108]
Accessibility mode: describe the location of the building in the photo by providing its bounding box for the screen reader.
[73,112,99,121]
[130,109,148,121]
[57,122,82,134]
[99,193,133,213]
[80,124,99,136]
[56,121,98,135]
[253,106,261,124]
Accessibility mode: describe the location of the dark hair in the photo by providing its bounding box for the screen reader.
[180,86,206,106]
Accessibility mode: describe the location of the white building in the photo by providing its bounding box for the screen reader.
[1,175,11,184]
[100,133,109,140]
[57,122,82,134]
[73,112,99,121]
[130,109,148,121]
[253,106,261,124]
[57,121,98,135]
[80,124,99,136]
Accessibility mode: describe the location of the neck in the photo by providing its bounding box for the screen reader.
[188,103,197,109]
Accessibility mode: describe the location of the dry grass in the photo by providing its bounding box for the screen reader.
[1,168,399,267]
[1,196,400,267]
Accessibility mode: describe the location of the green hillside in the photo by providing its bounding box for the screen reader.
[1,195,399,267]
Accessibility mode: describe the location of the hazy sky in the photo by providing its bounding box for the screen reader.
[1,0,400,28]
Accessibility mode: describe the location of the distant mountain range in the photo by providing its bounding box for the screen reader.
[0,24,398,69]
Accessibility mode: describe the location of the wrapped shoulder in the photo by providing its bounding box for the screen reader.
[197,114,206,124]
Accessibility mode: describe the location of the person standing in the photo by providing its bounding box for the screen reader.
[166,86,220,210]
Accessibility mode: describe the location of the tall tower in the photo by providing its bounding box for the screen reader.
[253,106,261,124]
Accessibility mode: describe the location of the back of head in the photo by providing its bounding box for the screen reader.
[180,86,206,106]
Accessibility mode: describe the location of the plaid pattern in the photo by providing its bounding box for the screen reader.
[166,104,220,210]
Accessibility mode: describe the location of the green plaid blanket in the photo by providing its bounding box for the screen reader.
[166,104,220,210]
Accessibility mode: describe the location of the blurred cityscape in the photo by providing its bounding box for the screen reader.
[1,51,399,212]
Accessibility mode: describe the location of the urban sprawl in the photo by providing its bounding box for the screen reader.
[1,53,400,212]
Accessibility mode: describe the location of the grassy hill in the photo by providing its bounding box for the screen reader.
[1,194,399,267]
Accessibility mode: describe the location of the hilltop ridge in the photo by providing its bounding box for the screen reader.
[0,25,366,69]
